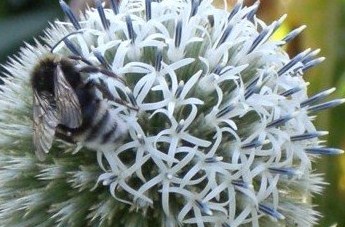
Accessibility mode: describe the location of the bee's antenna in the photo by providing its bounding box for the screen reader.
[50,31,84,53]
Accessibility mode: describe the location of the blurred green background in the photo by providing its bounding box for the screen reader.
[1,0,345,226]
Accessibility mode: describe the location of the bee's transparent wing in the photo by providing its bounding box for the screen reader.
[33,91,59,161]
[54,64,82,128]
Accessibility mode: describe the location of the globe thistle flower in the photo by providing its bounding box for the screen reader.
[0,0,344,226]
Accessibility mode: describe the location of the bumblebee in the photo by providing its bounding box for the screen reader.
[31,54,128,161]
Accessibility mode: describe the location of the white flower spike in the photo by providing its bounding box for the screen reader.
[0,0,343,226]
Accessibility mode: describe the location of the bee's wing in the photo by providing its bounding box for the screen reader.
[54,64,82,128]
[33,91,59,161]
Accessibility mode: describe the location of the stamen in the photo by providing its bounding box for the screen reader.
[175,81,184,98]
[216,105,235,118]
[155,50,162,72]
[109,0,119,15]
[258,204,285,220]
[281,25,306,44]
[290,131,328,141]
[190,0,200,18]
[125,87,138,107]
[93,49,111,69]
[268,167,300,177]
[280,84,305,97]
[126,15,136,44]
[246,1,260,22]
[175,119,185,133]
[278,49,311,76]
[95,0,110,30]
[266,113,296,128]
[217,24,233,48]
[247,15,286,54]
[59,0,81,30]
[228,1,243,21]
[145,0,152,21]
[63,38,82,56]
[195,200,213,216]
[204,156,223,163]
[302,57,325,72]
[175,20,182,48]
[307,99,345,113]
[232,179,250,189]
[300,88,336,108]
[241,139,264,149]
[305,147,344,155]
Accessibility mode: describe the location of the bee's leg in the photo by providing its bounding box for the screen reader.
[78,65,126,84]
[92,79,139,111]
[67,55,93,66]
[56,125,76,144]
[67,54,126,84]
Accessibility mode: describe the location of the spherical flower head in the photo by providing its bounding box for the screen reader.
[0,0,343,226]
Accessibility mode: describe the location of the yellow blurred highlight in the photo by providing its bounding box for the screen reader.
[339,156,345,191]
[272,22,290,41]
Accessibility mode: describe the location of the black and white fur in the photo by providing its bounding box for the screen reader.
[31,54,127,161]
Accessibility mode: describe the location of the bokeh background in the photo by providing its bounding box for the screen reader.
[0,0,344,226]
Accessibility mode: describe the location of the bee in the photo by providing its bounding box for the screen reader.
[31,54,129,161]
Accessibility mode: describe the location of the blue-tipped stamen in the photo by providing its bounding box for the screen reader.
[175,20,182,48]
[101,174,117,186]
[266,114,295,128]
[228,1,243,21]
[301,49,320,64]
[300,88,335,108]
[216,105,235,118]
[213,65,223,75]
[137,134,145,145]
[155,50,162,71]
[281,25,306,44]
[204,156,222,163]
[307,99,345,113]
[93,50,110,69]
[291,131,328,141]
[110,0,119,15]
[278,49,312,76]
[244,85,260,99]
[175,81,184,98]
[246,75,260,90]
[246,1,260,22]
[59,0,81,30]
[280,85,304,97]
[63,38,82,57]
[247,27,271,54]
[145,0,152,21]
[190,0,200,18]
[232,179,250,189]
[302,57,325,72]
[305,147,344,155]
[95,0,110,30]
[258,204,285,220]
[268,167,300,177]
[125,15,136,44]
[195,200,213,216]
[175,120,185,134]
[247,15,286,54]
[217,24,233,48]
[126,87,138,107]
[241,139,263,149]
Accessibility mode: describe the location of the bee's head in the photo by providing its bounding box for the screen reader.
[31,55,57,94]
[31,55,82,94]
